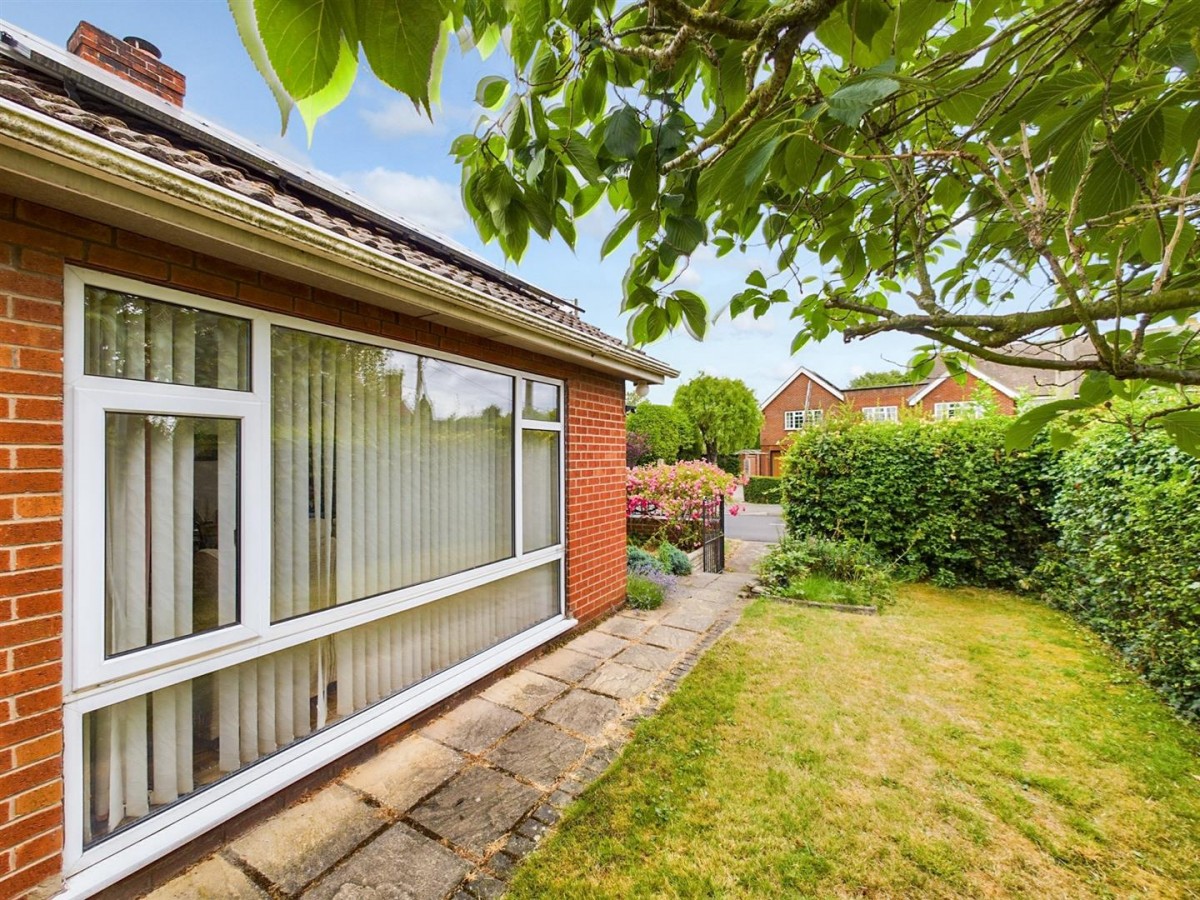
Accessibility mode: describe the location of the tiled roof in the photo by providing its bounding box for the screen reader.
[0,36,661,367]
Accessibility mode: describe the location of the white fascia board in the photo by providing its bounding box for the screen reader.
[907,375,946,405]
[907,366,1019,405]
[760,366,845,409]
[0,97,677,384]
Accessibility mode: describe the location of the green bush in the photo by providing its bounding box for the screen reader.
[757,534,895,608]
[744,476,782,504]
[657,541,693,576]
[716,453,743,475]
[626,573,666,610]
[1033,426,1200,719]
[627,544,664,573]
[781,418,1055,588]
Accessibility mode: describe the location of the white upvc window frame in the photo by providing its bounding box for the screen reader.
[784,409,823,430]
[862,405,899,423]
[933,401,984,420]
[62,267,571,892]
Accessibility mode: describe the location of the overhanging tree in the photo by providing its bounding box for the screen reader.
[231,0,1200,451]
[672,375,763,462]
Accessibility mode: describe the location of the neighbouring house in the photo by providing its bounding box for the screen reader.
[0,20,676,899]
[745,357,1079,477]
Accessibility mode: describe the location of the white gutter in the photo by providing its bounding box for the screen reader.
[0,97,677,383]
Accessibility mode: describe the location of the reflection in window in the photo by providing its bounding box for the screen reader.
[522,381,560,422]
[271,328,514,621]
[105,414,240,656]
[84,287,250,390]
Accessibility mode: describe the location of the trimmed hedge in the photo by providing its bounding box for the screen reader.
[1034,426,1200,719]
[781,419,1055,587]
[744,476,783,504]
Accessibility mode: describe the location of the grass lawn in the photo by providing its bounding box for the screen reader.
[507,586,1200,898]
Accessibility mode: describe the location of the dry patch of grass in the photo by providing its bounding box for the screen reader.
[507,585,1200,899]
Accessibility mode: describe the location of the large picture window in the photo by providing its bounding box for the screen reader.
[65,270,568,884]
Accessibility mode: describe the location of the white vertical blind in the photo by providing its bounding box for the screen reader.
[522,429,560,552]
[83,562,560,844]
[269,328,514,621]
[80,288,564,852]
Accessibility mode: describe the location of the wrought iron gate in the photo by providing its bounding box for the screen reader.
[701,497,725,573]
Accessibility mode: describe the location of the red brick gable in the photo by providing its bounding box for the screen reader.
[760,372,843,451]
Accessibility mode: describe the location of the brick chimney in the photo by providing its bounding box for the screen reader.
[66,21,186,107]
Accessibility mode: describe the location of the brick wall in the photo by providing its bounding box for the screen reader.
[565,376,627,625]
[0,193,628,896]
[67,22,186,107]
[760,373,842,451]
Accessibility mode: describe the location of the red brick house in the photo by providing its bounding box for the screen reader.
[748,361,1074,477]
[0,21,675,898]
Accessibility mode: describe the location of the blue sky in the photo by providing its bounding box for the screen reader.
[3,1,923,401]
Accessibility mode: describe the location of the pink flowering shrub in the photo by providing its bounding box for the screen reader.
[627,460,747,548]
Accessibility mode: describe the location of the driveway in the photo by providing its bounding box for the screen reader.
[725,501,784,543]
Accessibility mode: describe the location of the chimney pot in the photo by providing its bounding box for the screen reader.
[122,36,162,59]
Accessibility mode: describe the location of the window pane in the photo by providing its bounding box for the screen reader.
[523,430,560,552]
[105,414,240,656]
[83,562,559,845]
[85,287,250,390]
[271,327,514,622]
[522,381,559,422]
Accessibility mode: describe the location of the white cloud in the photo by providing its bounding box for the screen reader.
[360,99,447,139]
[341,168,469,236]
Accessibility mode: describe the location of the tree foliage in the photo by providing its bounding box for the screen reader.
[626,402,693,462]
[672,375,762,461]
[847,368,915,389]
[232,0,1200,448]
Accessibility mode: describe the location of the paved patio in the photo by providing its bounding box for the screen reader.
[143,543,763,900]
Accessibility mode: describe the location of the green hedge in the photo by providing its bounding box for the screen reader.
[744,476,782,504]
[781,419,1055,587]
[1034,426,1200,719]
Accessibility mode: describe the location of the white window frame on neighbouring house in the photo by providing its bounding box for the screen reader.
[784,409,824,430]
[933,401,984,420]
[862,405,899,423]
[62,268,573,894]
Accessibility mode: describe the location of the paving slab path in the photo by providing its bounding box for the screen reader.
[143,542,765,900]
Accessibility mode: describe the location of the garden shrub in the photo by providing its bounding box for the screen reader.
[781,418,1054,588]
[743,476,782,504]
[627,460,744,549]
[1033,425,1200,719]
[627,544,664,573]
[626,573,666,610]
[756,535,895,608]
[657,541,693,576]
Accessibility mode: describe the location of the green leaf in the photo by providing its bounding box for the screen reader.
[475,75,509,109]
[827,77,900,127]
[664,215,705,254]
[253,0,345,99]
[746,270,768,289]
[601,214,637,258]
[561,139,602,184]
[604,106,642,159]
[296,37,358,142]
[230,0,293,132]
[673,289,708,339]
[1005,398,1090,451]
[358,0,449,113]
[1160,410,1200,457]
[1077,371,1114,405]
